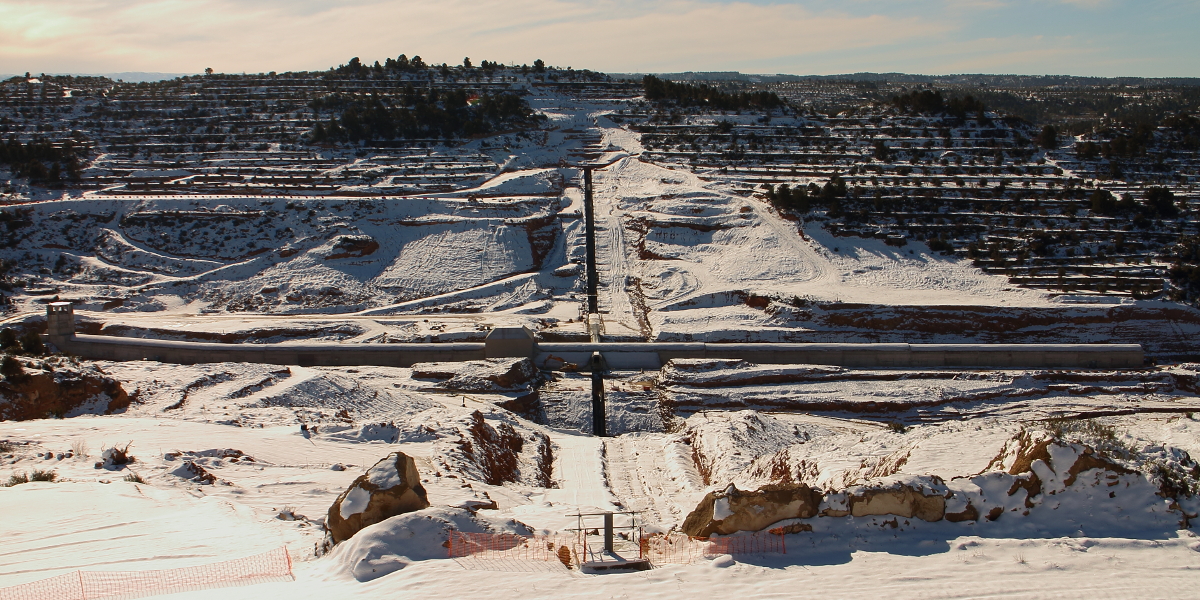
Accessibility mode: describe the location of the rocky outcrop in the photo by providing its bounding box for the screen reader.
[0,358,129,420]
[327,452,431,544]
[325,235,379,260]
[681,483,821,538]
[944,502,979,523]
[456,410,554,487]
[412,358,538,392]
[170,460,216,484]
[818,476,948,522]
[680,428,1196,537]
[964,429,1142,520]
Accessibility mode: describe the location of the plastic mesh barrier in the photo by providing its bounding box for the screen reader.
[449,530,786,567]
[447,531,579,564]
[641,532,786,564]
[0,547,293,600]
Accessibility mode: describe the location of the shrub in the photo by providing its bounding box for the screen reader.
[927,237,955,255]
[30,470,57,482]
[19,331,45,356]
[0,355,23,379]
[5,473,29,486]
[122,471,145,484]
[1150,457,1200,498]
[1044,416,1107,439]
[0,328,16,349]
[886,421,908,433]
[1041,417,1134,455]
[101,442,135,466]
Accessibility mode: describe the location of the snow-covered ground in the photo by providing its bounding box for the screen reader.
[4,86,1200,600]
[2,86,1097,348]
[3,357,1200,598]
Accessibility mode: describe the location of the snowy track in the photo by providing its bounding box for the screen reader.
[542,431,619,512]
[752,204,831,286]
[592,165,641,338]
[603,434,706,529]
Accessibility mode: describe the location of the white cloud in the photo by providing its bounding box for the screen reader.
[0,0,945,74]
[0,0,1191,77]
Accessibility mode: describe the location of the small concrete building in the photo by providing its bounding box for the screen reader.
[485,326,535,359]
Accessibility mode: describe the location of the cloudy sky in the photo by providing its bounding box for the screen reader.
[1,0,1196,77]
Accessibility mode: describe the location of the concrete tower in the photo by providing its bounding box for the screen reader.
[45,302,76,340]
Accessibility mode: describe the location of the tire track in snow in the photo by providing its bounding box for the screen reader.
[592,163,641,338]
[603,434,706,529]
[647,268,702,310]
[751,203,832,287]
[603,435,675,525]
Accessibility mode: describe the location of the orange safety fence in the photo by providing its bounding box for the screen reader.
[450,530,787,567]
[0,546,293,600]
[447,531,579,564]
[641,532,786,564]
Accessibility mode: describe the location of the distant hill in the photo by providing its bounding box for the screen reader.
[610,71,805,84]
[612,71,1200,87]
[1,72,192,82]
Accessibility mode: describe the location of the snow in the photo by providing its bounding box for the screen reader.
[712,497,734,521]
[339,487,370,519]
[365,461,403,489]
[325,507,534,582]
[0,481,284,587]
[3,83,1200,600]
[3,393,1200,598]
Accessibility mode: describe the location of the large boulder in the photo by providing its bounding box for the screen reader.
[681,483,821,538]
[850,483,946,522]
[823,476,948,522]
[327,452,430,543]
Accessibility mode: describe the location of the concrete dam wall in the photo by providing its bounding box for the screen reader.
[41,305,1144,370]
[534,342,1146,370]
[51,333,487,367]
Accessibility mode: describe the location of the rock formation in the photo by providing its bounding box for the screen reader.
[825,476,948,522]
[681,482,821,537]
[327,452,431,543]
[0,357,129,420]
[412,358,538,391]
[679,428,1193,537]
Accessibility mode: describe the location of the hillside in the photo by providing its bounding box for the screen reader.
[0,63,1199,599]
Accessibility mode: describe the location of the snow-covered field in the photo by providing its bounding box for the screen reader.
[3,357,1200,598]
[4,87,1200,599]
